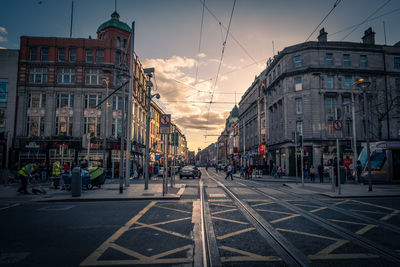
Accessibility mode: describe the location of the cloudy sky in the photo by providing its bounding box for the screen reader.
[1,0,400,151]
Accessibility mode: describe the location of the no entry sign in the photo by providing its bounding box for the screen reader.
[334,120,343,130]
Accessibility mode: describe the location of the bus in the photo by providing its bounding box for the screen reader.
[358,141,400,184]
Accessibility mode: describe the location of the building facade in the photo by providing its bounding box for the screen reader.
[260,28,400,175]
[14,11,147,170]
[0,49,19,169]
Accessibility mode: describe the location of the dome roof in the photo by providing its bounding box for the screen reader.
[97,11,131,33]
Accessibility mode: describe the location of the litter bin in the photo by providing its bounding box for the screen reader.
[71,167,82,197]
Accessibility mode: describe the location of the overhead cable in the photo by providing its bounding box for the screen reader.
[195,0,206,85]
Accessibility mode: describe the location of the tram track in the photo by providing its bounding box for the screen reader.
[205,171,310,266]
[232,179,400,264]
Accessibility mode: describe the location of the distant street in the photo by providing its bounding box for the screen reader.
[1,168,400,266]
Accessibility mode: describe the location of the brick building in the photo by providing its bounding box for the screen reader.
[14,11,148,170]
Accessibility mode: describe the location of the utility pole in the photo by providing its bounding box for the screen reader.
[144,68,155,190]
[103,78,109,169]
[125,21,135,186]
[351,92,358,182]
[294,131,298,185]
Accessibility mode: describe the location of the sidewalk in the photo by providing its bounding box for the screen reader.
[232,173,298,183]
[0,180,186,202]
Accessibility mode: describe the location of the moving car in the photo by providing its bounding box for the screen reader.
[179,166,201,179]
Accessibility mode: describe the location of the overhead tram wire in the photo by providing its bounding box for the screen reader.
[198,0,257,65]
[305,0,342,42]
[205,0,236,140]
[330,6,400,37]
[341,0,392,41]
[195,0,206,85]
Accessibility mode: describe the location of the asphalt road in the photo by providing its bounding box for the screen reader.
[1,168,399,266]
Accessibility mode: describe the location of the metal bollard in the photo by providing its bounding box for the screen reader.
[71,167,82,197]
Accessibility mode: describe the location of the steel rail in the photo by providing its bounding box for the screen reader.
[240,180,400,264]
[199,179,208,267]
[206,171,310,266]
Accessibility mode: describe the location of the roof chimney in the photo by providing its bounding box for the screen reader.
[318,28,327,42]
[362,27,375,45]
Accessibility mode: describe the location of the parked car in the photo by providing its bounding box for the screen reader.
[179,166,201,179]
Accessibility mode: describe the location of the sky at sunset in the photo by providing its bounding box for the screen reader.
[1,0,400,151]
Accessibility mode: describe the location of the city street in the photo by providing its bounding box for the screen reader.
[1,168,400,266]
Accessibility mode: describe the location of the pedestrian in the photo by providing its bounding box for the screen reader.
[247,166,253,179]
[310,165,315,183]
[304,164,309,180]
[277,165,281,178]
[17,163,38,195]
[63,162,70,174]
[225,164,233,180]
[333,157,338,186]
[356,160,362,183]
[318,163,324,183]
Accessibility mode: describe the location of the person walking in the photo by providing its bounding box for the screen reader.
[310,165,315,183]
[356,160,362,183]
[17,163,37,194]
[51,160,62,189]
[318,163,324,183]
[225,164,233,180]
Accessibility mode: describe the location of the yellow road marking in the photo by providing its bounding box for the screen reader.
[134,221,191,240]
[270,214,301,224]
[276,228,340,241]
[154,204,192,214]
[332,199,350,206]
[149,245,193,260]
[380,210,400,221]
[216,227,256,240]
[328,218,370,226]
[132,217,191,230]
[211,208,238,215]
[351,199,396,211]
[211,216,249,225]
[293,203,320,209]
[109,243,149,260]
[80,201,157,266]
[250,201,274,207]
[219,246,281,262]
[350,209,386,215]
[356,224,377,235]
[210,202,235,208]
[310,207,328,213]
[309,253,379,260]
[315,239,349,255]
[255,208,294,215]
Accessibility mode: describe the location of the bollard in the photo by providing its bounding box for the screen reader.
[71,167,82,197]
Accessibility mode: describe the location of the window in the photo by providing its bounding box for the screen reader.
[29,68,47,84]
[56,94,74,108]
[360,55,368,67]
[57,68,75,84]
[273,69,276,80]
[27,116,44,137]
[84,117,101,136]
[40,47,48,61]
[123,39,127,48]
[116,37,121,48]
[326,53,333,66]
[295,77,302,91]
[296,121,303,135]
[343,97,351,113]
[345,120,352,137]
[328,120,333,135]
[28,92,46,108]
[96,49,104,63]
[85,69,102,85]
[277,64,281,75]
[327,75,334,89]
[115,51,120,65]
[86,49,93,62]
[327,97,334,113]
[56,116,72,136]
[30,47,37,60]
[69,48,76,62]
[112,95,123,110]
[294,55,302,68]
[394,57,400,69]
[84,95,102,109]
[112,118,122,137]
[343,54,350,67]
[296,98,303,114]
[58,48,66,62]
[0,79,7,103]
[344,76,352,90]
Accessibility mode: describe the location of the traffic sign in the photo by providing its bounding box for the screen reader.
[333,120,343,130]
[159,114,171,134]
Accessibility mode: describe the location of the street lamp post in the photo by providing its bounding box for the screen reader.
[117,73,130,194]
[143,68,159,190]
[102,78,109,170]
[356,78,372,191]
